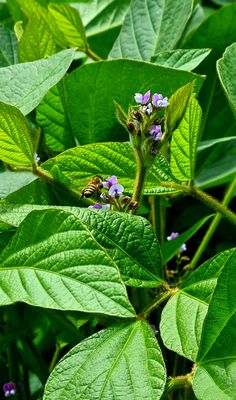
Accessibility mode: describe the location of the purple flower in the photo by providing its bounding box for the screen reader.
[149,125,162,141]
[109,184,124,197]
[141,103,153,115]
[167,232,179,241]
[152,93,169,108]
[102,175,117,190]
[88,203,110,210]
[134,90,150,105]
[3,382,16,397]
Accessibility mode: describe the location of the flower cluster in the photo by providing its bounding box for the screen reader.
[3,382,16,397]
[167,232,187,254]
[134,90,169,109]
[88,175,138,212]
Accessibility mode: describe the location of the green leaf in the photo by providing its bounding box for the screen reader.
[217,43,236,117]
[41,142,178,196]
[0,24,18,66]
[48,3,87,51]
[0,170,36,198]
[193,248,236,400]
[109,0,193,60]
[161,215,213,264]
[0,209,135,317]
[183,4,236,56]
[151,49,211,71]
[160,249,232,361]
[166,80,195,134]
[198,136,236,152]
[0,48,75,115]
[0,204,163,287]
[43,321,166,400]
[18,14,56,62]
[170,96,202,181]
[64,59,204,144]
[36,82,76,152]
[0,102,34,166]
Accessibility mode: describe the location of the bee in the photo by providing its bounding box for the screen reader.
[81,176,104,198]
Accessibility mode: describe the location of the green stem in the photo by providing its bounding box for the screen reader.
[190,177,236,269]
[86,46,102,61]
[191,186,236,226]
[138,288,175,319]
[165,371,194,394]
[49,343,62,373]
[132,149,148,206]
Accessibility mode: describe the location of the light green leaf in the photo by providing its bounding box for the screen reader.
[18,14,56,62]
[161,215,213,264]
[0,204,163,287]
[41,142,178,196]
[64,59,204,144]
[160,249,231,361]
[170,96,202,181]
[198,136,236,152]
[217,43,236,117]
[0,24,18,66]
[43,321,166,400]
[48,3,87,51]
[0,48,75,115]
[0,170,36,198]
[36,82,76,152]
[109,0,193,60]
[193,248,236,400]
[0,102,34,166]
[0,209,135,317]
[166,80,195,135]
[151,49,211,71]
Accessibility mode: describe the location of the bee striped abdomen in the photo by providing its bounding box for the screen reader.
[81,176,103,198]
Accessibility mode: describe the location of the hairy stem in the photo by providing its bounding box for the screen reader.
[86,47,102,61]
[132,149,148,206]
[190,177,236,269]
[165,370,194,395]
[138,288,176,319]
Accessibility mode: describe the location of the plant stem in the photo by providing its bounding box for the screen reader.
[165,370,194,395]
[190,177,236,269]
[132,149,148,206]
[191,185,236,226]
[138,288,175,319]
[49,343,62,373]
[86,46,102,61]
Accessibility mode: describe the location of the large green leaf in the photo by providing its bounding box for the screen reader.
[170,97,202,181]
[151,49,211,71]
[64,59,204,144]
[0,24,18,66]
[160,249,232,361]
[193,248,236,400]
[43,321,166,400]
[0,102,34,166]
[36,82,76,152]
[18,14,56,62]
[48,3,87,51]
[0,209,135,317]
[0,49,75,115]
[0,170,36,198]
[41,141,179,196]
[109,0,193,60]
[0,204,163,287]
[217,43,236,118]
[198,136,236,152]
[161,214,213,264]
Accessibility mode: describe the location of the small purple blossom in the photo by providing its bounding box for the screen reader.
[109,184,124,197]
[134,90,150,105]
[3,382,16,397]
[152,93,169,108]
[167,232,179,240]
[149,125,162,141]
[102,175,117,189]
[88,203,110,210]
[141,103,153,115]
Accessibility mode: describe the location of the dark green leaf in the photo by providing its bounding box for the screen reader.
[0,209,135,317]
[0,24,18,66]
[0,49,75,115]
[110,0,193,60]
[0,102,34,166]
[43,321,166,400]
[217,43,236,117]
